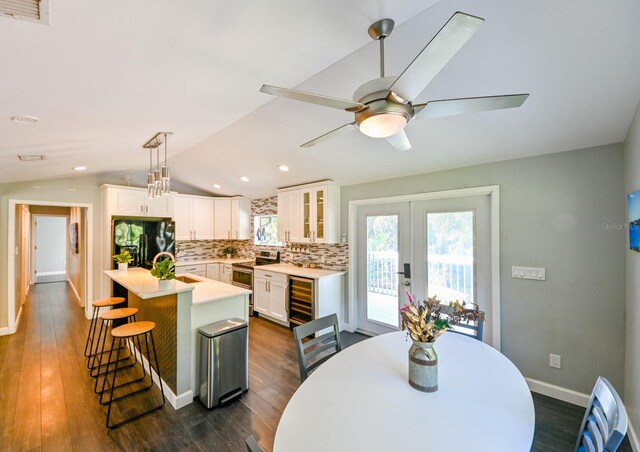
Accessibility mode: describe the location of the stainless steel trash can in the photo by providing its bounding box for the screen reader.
[198,318,248,409]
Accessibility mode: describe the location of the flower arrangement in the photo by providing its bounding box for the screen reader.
[112,249,133,264]
[400,290,485,343]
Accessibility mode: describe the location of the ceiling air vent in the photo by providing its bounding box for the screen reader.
[17,154,46,161]
[0,0,49,25]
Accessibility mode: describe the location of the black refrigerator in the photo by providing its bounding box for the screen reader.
[111,218,176,306]
[112,218,176,270]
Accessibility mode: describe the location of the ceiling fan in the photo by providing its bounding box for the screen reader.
[259,12,529,152]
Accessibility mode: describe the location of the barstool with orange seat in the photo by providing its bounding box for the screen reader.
[100,321,166,428]
[84,297,125,358]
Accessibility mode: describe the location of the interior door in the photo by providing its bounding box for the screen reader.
[356,203,411,335]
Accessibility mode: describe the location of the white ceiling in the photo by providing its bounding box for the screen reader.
[2,0,640,198]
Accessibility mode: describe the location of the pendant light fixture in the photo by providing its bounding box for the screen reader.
[143,132,173,199]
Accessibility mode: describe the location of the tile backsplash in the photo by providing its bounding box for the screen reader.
[176,197,349,271]
[176,240,254,261]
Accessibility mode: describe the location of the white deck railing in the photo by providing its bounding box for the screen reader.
[366,252,473,301]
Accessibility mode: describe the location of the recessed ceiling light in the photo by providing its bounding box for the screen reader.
[278,165,290,172]
[32,186,41,189]
[67,188,76,192]
[213,184,221,189]
[11,115,39,123]
[72,166,87,171]
[240,176,250,182]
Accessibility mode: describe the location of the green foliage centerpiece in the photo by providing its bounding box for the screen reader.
[221,246,238,259]
[151,258,175,290]
[400,290,485,392]
[112,249,133,270]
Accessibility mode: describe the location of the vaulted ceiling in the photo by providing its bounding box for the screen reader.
[2,0,640,198]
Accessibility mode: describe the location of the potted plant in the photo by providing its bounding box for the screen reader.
[221,246,238,259]
[150,258,176,290]
[112,249,133,271]
[400,291,485,392]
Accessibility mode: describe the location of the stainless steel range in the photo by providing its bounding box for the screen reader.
[231,250,280,315]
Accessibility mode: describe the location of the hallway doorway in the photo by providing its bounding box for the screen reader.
[5,199,94,336]
[33,215,68,284]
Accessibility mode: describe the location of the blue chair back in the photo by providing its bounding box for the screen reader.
[575,377,627,452]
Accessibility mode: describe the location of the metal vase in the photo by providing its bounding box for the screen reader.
[408,340,438,392]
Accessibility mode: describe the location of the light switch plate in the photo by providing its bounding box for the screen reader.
[512,266,546,280]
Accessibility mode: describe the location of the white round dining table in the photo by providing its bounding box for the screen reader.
[274,331,535,452]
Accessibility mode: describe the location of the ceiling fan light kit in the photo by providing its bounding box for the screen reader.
[260,11,529,152]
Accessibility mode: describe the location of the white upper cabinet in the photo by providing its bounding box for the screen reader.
[231,198,251,240]
[214,197,251,240]
[147,195,173,218]
[103,185,172,218]
[278,181,339,244]
[278,190,301,243]
[214,198,232,239]
[174,195,214,240]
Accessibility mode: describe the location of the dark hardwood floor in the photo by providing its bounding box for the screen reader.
[0,282,633,451]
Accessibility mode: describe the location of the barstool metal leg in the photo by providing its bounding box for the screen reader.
[104,328,166,428]
[84,306,99,357]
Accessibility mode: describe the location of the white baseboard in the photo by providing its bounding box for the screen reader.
[14,306,23,333]
[67,278,82,306]
[126,341,192,410]
[525,377,590,407]
[629,419,639,452]
[0,307,23,336]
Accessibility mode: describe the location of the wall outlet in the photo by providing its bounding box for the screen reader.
[549,353,561,369]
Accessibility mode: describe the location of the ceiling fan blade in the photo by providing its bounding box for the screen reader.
[387,12,484,104]
[385,129,412,152]
[414,94,529,119]
[300,123,356,148]
[260,85,367,112]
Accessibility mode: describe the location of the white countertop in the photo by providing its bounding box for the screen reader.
[175,258,253,266]
[177,273,251,304]
[105,268,194,299]
[104,268,251,303]
[255,263,346,279]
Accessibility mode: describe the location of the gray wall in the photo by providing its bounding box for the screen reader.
[624,102,640,437]
[341,144,626,395]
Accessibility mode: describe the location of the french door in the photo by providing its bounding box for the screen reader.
[356,195,492,342]
[356,204,411,335]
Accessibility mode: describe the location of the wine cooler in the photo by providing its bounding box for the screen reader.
[288,276,315,326]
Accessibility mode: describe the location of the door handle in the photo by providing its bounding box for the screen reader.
[396,263,411,278]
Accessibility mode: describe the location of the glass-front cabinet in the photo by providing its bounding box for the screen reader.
[291,181,338,244]
[302,188,326,242]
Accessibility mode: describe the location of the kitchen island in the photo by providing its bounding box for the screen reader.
[104,268,251,409]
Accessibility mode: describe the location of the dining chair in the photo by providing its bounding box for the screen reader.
[245,435,264,452]
[575,377,627,452]
[293,313,342,383]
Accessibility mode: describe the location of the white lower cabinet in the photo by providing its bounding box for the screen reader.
[175,263,206,277]
[220,264,233,284]
[253,270,288,325]
[206,263,220,281]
